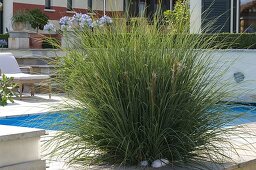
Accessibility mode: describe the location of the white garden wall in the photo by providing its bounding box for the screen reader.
[209,49,256,103]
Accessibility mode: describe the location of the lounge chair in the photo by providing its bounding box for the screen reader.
[0,53,51,99]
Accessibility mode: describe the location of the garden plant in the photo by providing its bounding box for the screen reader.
[164,0,190,33]
[0,74,16,106]
[28,9,49,32]
[12,10,30,24]
[48,7,251,170]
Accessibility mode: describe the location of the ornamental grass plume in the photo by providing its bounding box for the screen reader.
[47,10,254,169]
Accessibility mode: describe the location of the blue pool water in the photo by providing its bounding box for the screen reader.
[1,105,256,130]
[0,113,67,130]
[225,105,256,125]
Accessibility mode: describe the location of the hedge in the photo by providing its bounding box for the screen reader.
[174,33,256,49]
[0,33,256,49]
[0,34,9,39]
[81,32,256,49]
[202,33,256,49]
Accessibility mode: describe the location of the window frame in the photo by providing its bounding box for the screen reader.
[67,0,73,11]
[88,0,92,10]
[45,0,51,9]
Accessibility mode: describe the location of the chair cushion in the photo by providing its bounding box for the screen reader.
[2,73,50,80]
[0,53,21,74]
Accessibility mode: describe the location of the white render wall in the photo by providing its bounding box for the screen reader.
[0,138,40,167]
[190,0,201,33]
[52,0,87,9]
[73,0,87,9]
[93,0,123,11]
[13,0,87,9]
[14,0,44,5]
[210,50,256,102]
[3,0,13,33]
[0,125,46,169]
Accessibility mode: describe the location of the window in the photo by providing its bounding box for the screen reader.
[45,0,51,9]
[88,0,92,11]
[127,0,173,18]
[202,0,231,33]
[139,2,146,17]
[67,0,73,11]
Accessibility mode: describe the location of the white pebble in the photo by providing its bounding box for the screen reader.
[151,159,169,168]
[140,160,149,167]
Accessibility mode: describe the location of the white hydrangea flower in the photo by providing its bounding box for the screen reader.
[96,15,113,26]
[59,16,72,26]
[43,22,56,32]
[71,13,83,23]
[80,14,93,28]
[59,13,111,30]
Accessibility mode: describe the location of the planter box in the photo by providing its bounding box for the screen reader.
[8,31,29,49]
[29,33,44,49]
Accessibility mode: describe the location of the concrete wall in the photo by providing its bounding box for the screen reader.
[0,125,46,169]
[0,138,40,167]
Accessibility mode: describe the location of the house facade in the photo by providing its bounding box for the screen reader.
[0,0,177,34]
[1,0,255,34]
[0,0,122,33]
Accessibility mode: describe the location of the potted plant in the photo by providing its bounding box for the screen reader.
[28,9,49,32]
[28,9,49,49]
[11,10,29,31]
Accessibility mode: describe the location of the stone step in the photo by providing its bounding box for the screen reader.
[20,64,56,75]
[16,56,55,66]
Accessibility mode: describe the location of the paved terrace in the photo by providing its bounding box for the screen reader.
[0,94,66,117]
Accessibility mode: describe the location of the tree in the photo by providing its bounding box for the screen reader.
[28,9,49,32]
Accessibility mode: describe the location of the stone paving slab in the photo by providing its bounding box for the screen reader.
[0,94,67,117]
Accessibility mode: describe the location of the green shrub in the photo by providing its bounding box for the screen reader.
[49,14,249,168]
[0,74,16,106]
[0,34,9,39]
[42,38,60,49]
[203,33,256,49]
[28,9,49,32]
[164,0,190,33]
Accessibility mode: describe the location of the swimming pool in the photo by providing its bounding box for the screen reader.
[0,105,256,130]
[0,113,67,130]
